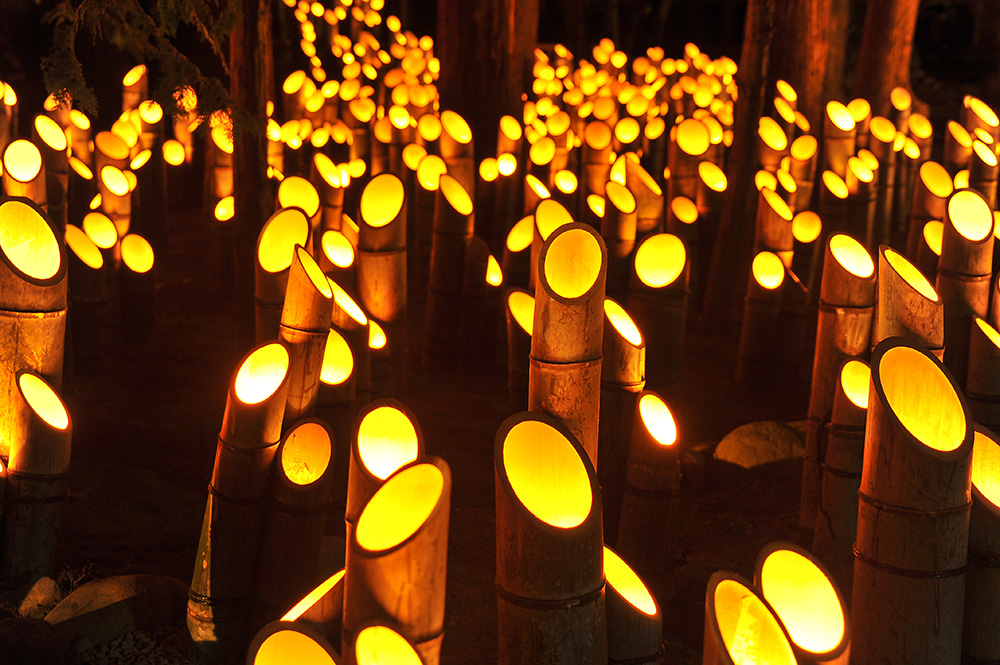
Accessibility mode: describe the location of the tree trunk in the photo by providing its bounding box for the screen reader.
[769,0,831,126]
[852,0,920,117]
[702,0,776,326]
[823,0,849,104]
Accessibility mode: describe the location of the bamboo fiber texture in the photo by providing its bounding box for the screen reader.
[963,426,1000,664]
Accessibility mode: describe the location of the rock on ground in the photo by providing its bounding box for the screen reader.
[712,421,805,468]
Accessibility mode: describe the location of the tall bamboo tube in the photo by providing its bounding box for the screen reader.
[343,457,451,665]
[736,252,787,385]
[754,542,850,665]
[439,110,474,196]
[502,217,533,290]
[904,161,953,259]
[667,118,710,203]
[868,117,898,246]
[253,419,335,625]
[969,140,999,209]
[936,189,994,387]
[495,412,606,665]
[801,235,875,529]
[32,115,68,233]
[967,318,1000,432]
[703,571,796,665]
[943,121,973,177]
[852,339,972,665]
[328,280,371,407]
[529,223,608,467]
[822,102,857,179]
[625,157,664,236]
[119,233,156,343]
[753,188,793,267]
[64,224,106,369]
[964,426,1000,664]
[3,140,47,210]
[818,171,849,237]
[788,135,818,212]
[757,116,788,174]
[845,157,875,249]
[603,181,638,298]
[0,371,71,584]
[506,289,534,410]
[0,197,68,459]
[604,546,662,665]
[247,620,341,665]
[813,359,870,567]
[188,342,291,663]
[873,246,944,357]
[313,153,347,238]
[255,208,312,342]
[320,230,357,291]
[616,392,679,602]
[792,211,824,294]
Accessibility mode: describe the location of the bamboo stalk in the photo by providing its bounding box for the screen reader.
[868,117,898,247]
[818,171,849,237]
[604,546,662,665]
[969,140,998,209]
[255,209,312,343]
[495,412,606,665]
[506,289,534,410]
[904,161,953,259]
[3,140,47,211]
[788,135,818,212]
[602,181,638,299]
[964,95,1000,142]
[502,217,533,290]
[873,246,944,356]
[703,571,796,665]
[791,211,823,295]
[33,115,69,233]
[964,426,1000,664]
[757,116,788,174]
[852,339,972,665]
[845,157,876,250]
[736,252,786,386]
[64,225,106,370]
[967,318,1000,432]
[119,233,156,344]
[753,188,793,267]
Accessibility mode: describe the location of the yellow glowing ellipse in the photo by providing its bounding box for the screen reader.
[829,234,874,278]
[258,210,310,274]
[543,228,602,299]
[840,360,871,409]
[879,345,965,452]
[760,549,845,654]
[278,176,321,219]
[3,140,43,182]
[65,225,103,270]
[923,220,944,256]
[948,189,993,242]
[635,234,685,288]
[792,211,822,244]
[972,429,1000,509]
[440,175,473,216]
[253,629,335,665]
[281,421,332,485]
[639,393,676,445]
[0,199,61,280]
[18,373,69,430]
[357,405,420,480]
[714,579,797,665]
[752,252,785,289]
[883,248,938,302]
[604,299,642,346]
[360,174,405,227]
[355,463,443,552]
[508,291,534,336]
[604,547,657,616]
[234,343,289,405]
[355,625,422,665]
[121,234,154,274]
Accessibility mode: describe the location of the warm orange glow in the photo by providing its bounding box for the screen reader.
[788,135,817,163]
[162,140,185,166]
[416,154,447,191]
[486,255,503,286]
[675,118,710,156]
[440,175,473,216]
[258,209,310,274]
[357,405,419,480]
[359,174,405,228]
[699,161,727,192]
[585,121,613,150]
[972,428,1000,509]
[252,629,335,665]
[829,234,874,278]
[968,96,999,129]
[792,211,822,244]
[535,199,574,241]
[3,140,43,182]
[506,217,534,253]
[890,87,911,112]
[121,234,154,273]
[820,171,848,199]
[752,252,785,290]
[606,181,636,214]
[671,196,698,224]
[604,547,656,616]
[69,157,93,181]
[367,319,386,350]
[841,360,871,409]
[278,176,321,218]
[776,80,797,103]
[922,220,943,256]
[138,100,162,124]
[758,116,788,151]
[122,64,146,87]
[296,246,332,298]
[34,115,68,152]
[914,162,953,201]
[356,463,443,551]
[529,137,556,166]
[321,231,354,269]
[826,101,855,132]
[100,165,129,196]
[18,372,69,430]
[848,97,871,122]
[441,110,472,144]
[879,345,965,452]
[543,228,602,299]
[973,140,998,168]
[355,625,422,665]
[214,196,235,222]
[508,291,534,335]
[714,579,797,665]
[503,419,592,528]
[869,117,896,144]
[65,225,103,270]
[554,170,577,195]
[0,199,61,280]
[282,570,346,622]
[761,188,793,221]
[69,109,90,131]
[948,189,993,241]
[500,115,523,141]
[846,158,872,184]
[907,114,932,141]
[320,328,353,386]
[635,234,685,288]
[587,195,606,219]
[774,97,796,124]
[955,170,971,189]
[480,158,499,182]
[281,421,332,486]
[129,150,151,171]
[948,121,973,149]
[416,114,442,143]
[330,280,367,326]
[234,343,289,405]
[497,153,517,176]
[615,117,640,144]
[755,170,778,192]
[81,212,117,249]
[639,393,676,445]
[604,299,642,346]
[759,549,845,654]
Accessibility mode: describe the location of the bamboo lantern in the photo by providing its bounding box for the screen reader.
[753,188,793,267]
[121,64,147,112]
[328,280,372,406]
[314,328,354,506]
[530,223,608,467]
[627,233,688,388]
[497,115,524,162]
[616,392,680,602]
[791,211,823,293]
[279,569,346,648]
[845,157,875,248]
[502,216,533,289]
[788,135,818,210]
[313,153,347,238]
[852,339,973,665]
[888,87,912,132]
[964,426,1000,664]
[320,230,357,291]
[775,168,798,212]
[754,543,850,665]
[848,98,872,149]
[581,121,613,197]
[32,115,68,232]
[868,117,898,246]
[813,359,870,564]
[603,181,638,298]
[253,419,335,625]
[969,140,999,209]
[773,96,796,141]
[893,137,922,243]
[529,136,558,192]
[529,198,574,291]
[343,457,451,665]
[345,399,423,544]
[439,110,474,196]
[64,224,105,367]
[613,117,642,156]
[210,125,234,206]
[965,95,1000,142]
[914,219,943,281]
[967,318,1000,431]
[904,161,953,259]
[494,412,606,665]
[247,620,340,665]
[936,189,994,387]
[188,342,291,662]
[908,113,933,164]
[603,547,662,665]
[757,116,788,173]
[943,121,973,177]
[818,171,849,237]
[3,140,47,210]
[667,118,710,202]
[624,155,664,236]
[800,234,875,528]
[506,288,534,409]
[0,81,15,149]
[0,371,71,584]
[119,233,156,342]
[736,251,787,385]
[98,164,132,241]
[703,571,796,665]
[873,246,944,357]
[255,208,312,342]
[278,176,323,252]
[822,102,856,179]
[0,197,68,459]
[67,154,95,224]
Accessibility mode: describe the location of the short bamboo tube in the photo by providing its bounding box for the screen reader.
[818,171,849,237]
[529,223,608,468]
[736,252,787,385]
[506,289,534,410]
[757,116,788,173]
[187,342,291,663]
[792,211,824,295]
[967,318,1000,432]
[2,140,48,211]
[1,371,71,585]
[905,161,953,259]
[845,157,876,249]
[753,188,793,267]
[963,426,1000,664]
[602,181,638,299]
[943,121,973,177]
[868,117,898,246]
[246,620,341,665]
[495,412,607,665]
[342,457,451,665]
[255,208,312,343]
[754,542,850,665]
[667,118,710,203]
[789,135,818,213]
[33,115,69,233]
[439,110,475,196]
[801,234,875,529]
[936,188,994,388]
[582,121,613,197]
[319,229,357,292]
[625,158,664,236]
[703,571,796,665]
[851,339,973,665]
[119,233,156,343]
[823,102,857,179]
[873,245,944,357]
[970,140,999,209]
[604,546,662,665]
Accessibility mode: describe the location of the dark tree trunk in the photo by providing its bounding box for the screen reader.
[853,0,920,117]
[769,0,831,126]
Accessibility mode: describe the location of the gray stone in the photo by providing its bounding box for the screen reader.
[73,637,94,653]
[713,420,806,468]
[18,576,64,620]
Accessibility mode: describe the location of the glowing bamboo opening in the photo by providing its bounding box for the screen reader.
[368,320,386,350]
[758,116,788,151]
[948,121,973,149]
[508,291,534,335]
[296,246,333,299]
[790,135,817,161]
[890,87,912,113]
[606,181,636,214]
[755,171,778,192]
[252,629,334,664]
[714,579,797,665]
[973,141,998,168]
[258,209,310,274]
[138,100,162,124]
[101,166,130,196]
[948,190,993,242]
[416,155,446,191]
[3,140,43,182]
[83,213,118,249]
[214,196,235,222]
[486,255,503,286]
[676,118,710,156]
[635,234,685,288]
[416,114,442,143]
[506,217,533,253]
[774,97,796,124]
[480,158,500,182]
[585,121,613,150]
[0,199,61,280]
[908,114,932,142]
[847,159,872,184]
[235,343,290,405]
[70,109,90,131]
[500,115,523,141]
[535,199,574,241]
[776,80,797,104]
[120,234,154,274]
[791,212,821,244]
[318,327,353,386]
[923,221,944,256]
[34,115,67,152]
[330,280,368,326]
[848,98,871,122]
[543,228,602,299]
[321,231,355,269]
[699,161,727,191]
[955,170,971,189]
[440,175,473,216]
[355,463,443,552]
[69,157,93,181]
[968,97,999,131]
[639,393,677,445]
[919,162,954,199]
[497,153,517,176]
[587,195,606,219]
[829,234,874,277]
[972,416,1000,508]
[752,252,785,289]
[759,549,845,654]
[671,197,698,224]
[282,569,346,622]
[604,547,656,616]
[65,225,103,269]
[869,117,896,144]
[441,110,472,144]
[841,360,871,409]
[820,171,848,199]
[615,118,640,144]
[530,138,556,167]
[122,64,146,87]
[18,372,69,430]
[884,248,938,301]
[281,421,332,486]
[826,102,856,132]
[130,150,151,171]
[162,140,185,166]
[358,174,404,229]
[502,419,592,528]
[762,188,793,220]
[355,625,422,665]
[357,405,419,480]
[554,170,577,195]
[278,177,321,219]
[605,299,642,346]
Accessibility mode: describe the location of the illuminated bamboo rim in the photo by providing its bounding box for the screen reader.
[330,279,368,326]
[858,149,880,171]
[441,110,472,144]
[829,234,874,277]
[321,231,355,269]
[69,157,93,181]
[774,97,796,124]
[535,198,574,242]
[610,155,628,186]
[500,115,523,142]
[214,196,235,223]
[417,114,442,143]
[848,97,871,122]
[0,197,63,281]
[638,392,677,445]
[868,117,896,144]
[3,140,43,183]
[955,170,971,189]
[100,166,130,197]
[319,328,353,386]
[776,79,797,104]
[947,189,993,242]
[874,343,967,452]
[918,161,954,200]
[908,113,932,142]
[122,64,146,87]
[355,461,445,552]
[138,100,162,124]
[882,247,937,301]
[439,174,473,216]
[671,196,698,224]
[282,569,345,622]
[162,140,185,166]
[755,170,777,192]
[250,624,337,665]
[479,158,499,182]
[529,137,555,167]
[706,572,796,665]
[486,255,503,286]
[758,116,788,151]
[415,154,447,191]
[17,371,69,431]
[234,342,290,405]
[902,137,920,160]
[761,188,793,221]
[258,208,311,274]
[826,101,856,132]
[846,158,872,184]
[974,128,996,147]
[645,117,666,142]
[792,211,822,244]
[65,225,103,269]
[358,174,405,228]
[584,195,604,219]
[356,402,420,481]
[752,251,785,290]
[280,420,333,487]
[756,543,848,658]
[967,96,1000,132]
[497,153,517,176]
[552,170,575,195]
[606,181,636,214]
[277,176,321,219]
[506,217,533,253]
[922,221,944,256]
[822,171,849,199]
[972,425,1000,509]
[130,150,151,171]
[585,120,613,151]
[947,120,973,149]
[498,416,593,528]
[841,359,871,409]
[540,225,603,300]
[282,69,308,95]
[507,290,534,335]
[119,234,153,274]
[95,131,129,161]
[615,117,641,144]
[368,320,386,351]
[82,212,118,249]
[699,161,727,192]
[355,625,423,665]
[604,546,657,616]
[296,246,333,301]
[605,299,642,347]
[675,117,710,156]
[634,233,685,288]
[890,87,912,113]
[69,109,90,131]
[973,140,998,168]
[34,115,68,152]
[787,135,817,163]
[401,144,428,175]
